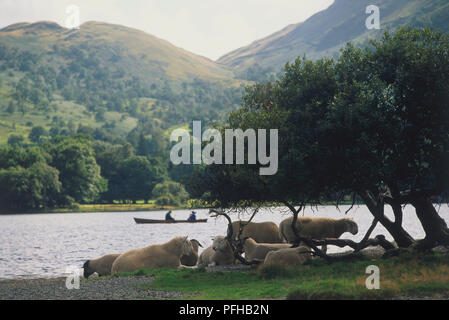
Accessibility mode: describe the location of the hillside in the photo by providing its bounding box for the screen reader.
[0,21,244,145]
[0,21,235,82]
[218,0,449,76]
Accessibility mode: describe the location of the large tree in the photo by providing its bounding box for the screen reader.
[190,27,449,249]
[118,156,163,203]
[0,147,61,209]
[46,136,107,204]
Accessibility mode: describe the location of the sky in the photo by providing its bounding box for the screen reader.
[0,0,334,61]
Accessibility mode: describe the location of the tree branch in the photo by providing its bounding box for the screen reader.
[209,208,261,266]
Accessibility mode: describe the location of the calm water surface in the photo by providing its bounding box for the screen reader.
[1,205,448,279]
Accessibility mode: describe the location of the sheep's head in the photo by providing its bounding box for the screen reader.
[212,236,229,252]
[180,236,194,256]
[344,219,358,235]
[83,260,93,279]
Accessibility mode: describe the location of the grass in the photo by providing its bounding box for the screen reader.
[0,198,212,214]
[111,252,449,300]
[0,201,181,214]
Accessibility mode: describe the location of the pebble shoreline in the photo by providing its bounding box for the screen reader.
[0,276,183,300]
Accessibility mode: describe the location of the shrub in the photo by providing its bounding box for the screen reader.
[152,181,189,206]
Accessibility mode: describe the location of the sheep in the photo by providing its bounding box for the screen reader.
[180,239,202,266]
[228,221,283,244]
[197,236,235,267]
[263,246,312,267]
[242,237,292,262]
[83,253,121,278]
[111,236,193,274]
[279,216,358,253]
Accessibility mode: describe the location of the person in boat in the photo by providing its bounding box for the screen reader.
[188,211,197,221]
[165,210,175,221]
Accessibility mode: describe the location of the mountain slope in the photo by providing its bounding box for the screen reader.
[0,21,244,145]
[0,21,235,82]
[218,0,449,74]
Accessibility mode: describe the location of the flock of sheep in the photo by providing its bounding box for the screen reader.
[83,216,359,278]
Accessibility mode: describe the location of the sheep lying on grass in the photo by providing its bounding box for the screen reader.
[83,253,121,278]
[242,237,292,262]
[180,239,202,267]
[111,236,193,274]
[229,221,283,244]
[263,246,312,267]
[197,236,235,267]
[279,217,358,253]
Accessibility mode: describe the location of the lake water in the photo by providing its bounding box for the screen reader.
[1,205,448,280]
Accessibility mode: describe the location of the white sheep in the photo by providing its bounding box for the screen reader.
[83,253,121,278]
[111,236,193,274]
[279,216,358,253]
[197,236,235,267]
[263,246,312,267]
[242,237,292,262]
[180,239,202,267]
[229,221,283,243]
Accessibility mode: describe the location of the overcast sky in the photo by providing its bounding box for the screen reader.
[0,0,334,60]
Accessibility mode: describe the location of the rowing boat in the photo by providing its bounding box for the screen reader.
[134,218,208,224]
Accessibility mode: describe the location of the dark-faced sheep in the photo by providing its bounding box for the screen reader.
[279,217,358,253]
[228,221,283,244]
[83,253,121,278]
[197,236,235,267]
[180,239,202,266]
[111,236,193,274]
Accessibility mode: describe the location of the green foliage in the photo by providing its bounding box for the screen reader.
[119,156,163,203]
[7,134,25,147]
[155,194,177,206]
[0,146,46,169]
[45,137,106,204]
[153,181,189,206]
[192,27,449,210]
[0,148,61,209]
[28,125,47,143]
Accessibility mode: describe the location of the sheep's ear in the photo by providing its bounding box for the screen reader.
[191,239,203,247]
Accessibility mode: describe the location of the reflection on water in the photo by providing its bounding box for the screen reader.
[0,205,448,279]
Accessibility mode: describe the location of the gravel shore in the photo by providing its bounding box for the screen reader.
[0,276,183,300]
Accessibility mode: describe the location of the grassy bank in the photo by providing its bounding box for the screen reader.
[112,252,449,300]
[0,200,360,215]
[0,200,208,214]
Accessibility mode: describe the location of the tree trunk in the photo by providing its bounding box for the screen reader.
[411,196,449,247]
[358,190,415,248]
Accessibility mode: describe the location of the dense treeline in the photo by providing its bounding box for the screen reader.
[0,134,189,210]
[0,37,241,209]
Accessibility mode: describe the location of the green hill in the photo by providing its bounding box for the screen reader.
[0,21,244,145]
[0,21,235,82]
[217,0,449,77]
